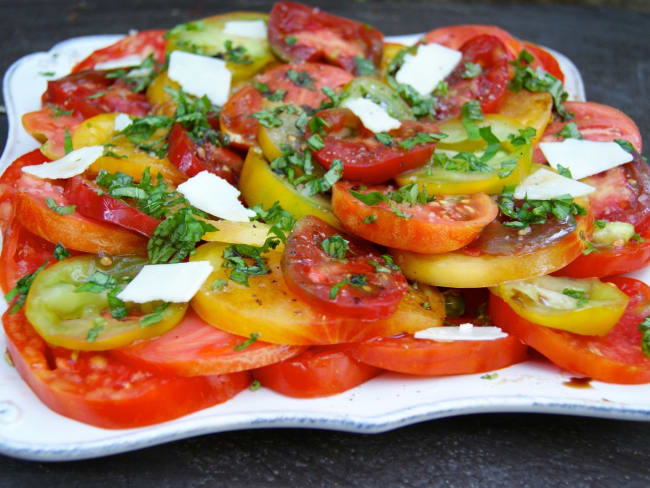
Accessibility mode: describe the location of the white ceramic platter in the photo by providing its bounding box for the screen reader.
[0,34,646,463]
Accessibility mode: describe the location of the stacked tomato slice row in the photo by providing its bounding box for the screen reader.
[2,1,650,430]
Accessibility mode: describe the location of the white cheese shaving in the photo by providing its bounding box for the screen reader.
[513,168,595,200]
[341,98,401,133]
[177,170,256,222]
[21,146,104,179]
[117,261,213,303]
[113,113,132,132]
[414,323,508,342]
[167,51,232,106]
[540,139,633,180]
[94,54,144,71]
[223,20,267,39]
[395,43,462,96]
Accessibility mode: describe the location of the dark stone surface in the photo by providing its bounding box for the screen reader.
[1,1,650,486]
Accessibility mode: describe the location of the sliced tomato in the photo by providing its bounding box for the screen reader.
[190,242,445,345]
[332,181,498,254]
[220,63,353,149]
[14,174,147,255]
[43,71,150,119]
[424,24,521,59]
[533,101,643,163]
[252,344,381,398]
[349,332,527,376]
[268,2,383,74]
[308,108,439,183]
[282,215,408,320]
[21,107,84,159]
[72,30,167,73]
[3,309,250,429]
[113,308,305,376]
[490,277,650,384]
[435,34,510,118]
[167,122,243,184]
[0,149,49,189]
[63,176,160,237]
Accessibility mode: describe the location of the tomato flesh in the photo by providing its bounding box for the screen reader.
[113,308,306,376]
[21,107,84,159]
[3,309,250,429]
[268,2,384,74]
[308,108,439,183]
[253,344,381,398]
[282,215,408,320]
[332,181,498,254]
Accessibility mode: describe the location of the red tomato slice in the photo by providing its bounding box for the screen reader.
[252,344,381,398]
[21,107,84,159]
[533,101,643,163]
[268,2,384,74]
[332,181,498,254]
[220,63,353,149]
[72,30,167,73]
[43,71,150,119]
[63,176,160,237]
[112,308,306,376]
[3,309,250,429]
[14,174,147,255]
[167,122,244,184]
[425,24,521,59]
[489,277,650,384]
[435,34,510,119]
[308,108,439,183]
[282,215,408,320]
[349,332,527,376]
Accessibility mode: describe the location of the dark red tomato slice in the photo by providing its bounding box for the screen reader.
[425,24,521,59]
[282,215,408,320]
[63,176,160,237]
[252,344,381,398]
[0,149,49,189]
[268,2,384,74]
[3,309,250,429]
[308,108,439,183]
[21,106,84,159]
[72,30,167,73]
[489,277,650,384]
[167,122,244,184]
[332,181,498,254]
[43,71,150,119]
[112,308,306,376]
[14,173,147,255]
[220,63,353,149]
[435,34,510,119]
[349,331,527,376]
[533,101,643,164]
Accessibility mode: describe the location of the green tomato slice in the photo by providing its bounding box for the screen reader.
[341,76,414,121]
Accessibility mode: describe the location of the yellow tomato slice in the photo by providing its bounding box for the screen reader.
[491,275,629,336]
[498,91,553,146]
[145,70,181,115]
[239,149,341,228]
[202,220,272,246]
[72,113,186,184]
[25,256,187,351]
[392,215,590,288]
[190,242,444,345]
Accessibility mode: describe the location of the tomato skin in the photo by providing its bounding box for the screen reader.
[425,24,521,59]
[63,176,160,237]
[15,174,147,255]
[268,2,384,74]
[219,85,263,149]
[252,344,381,398]
[308,108,438,183]
[167,123,243,184]
[349,333,527,376]
[282,215,408,320]
[72,30,167,73]
[489,277,650,384]
[21,107,84,159]
[3,309,250,429]
[43,71,150,119]
[113,308,306,376]
[436,34,510,119]
[332,181,498,254]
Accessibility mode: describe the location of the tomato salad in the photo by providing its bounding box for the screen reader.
[2,2,649,429]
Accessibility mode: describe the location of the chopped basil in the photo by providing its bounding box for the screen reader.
[363,214,377,224]
[87,90,105,100]
[286,69,315,90]
[507,127,537,146]
[52,243,70,261]
[4,262,48,314]
[555,122,583,140]
[45,197,75,215]
[249,379,262,391]
[148,207,216,264]
[398,132,446,150]
[234,333,260,351]
[329,274,367,299]
[375,133,393,146]
[63,128,73,155]
[353,55,376,75]
[52,106,74,117]
[557,164,573,178]
[252,81,286,102]
[460,62,482,79]
[321,235,350,260]
[140,303,170,326]
[582,242,600,255]
[594,219,608,229]
[285,35,297,45]
[210,278,227,291]
[223,40,252,64]
[639,316,650,357]
[461,100,483,140]
[562,288,588,308]
[86,324,104,342]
